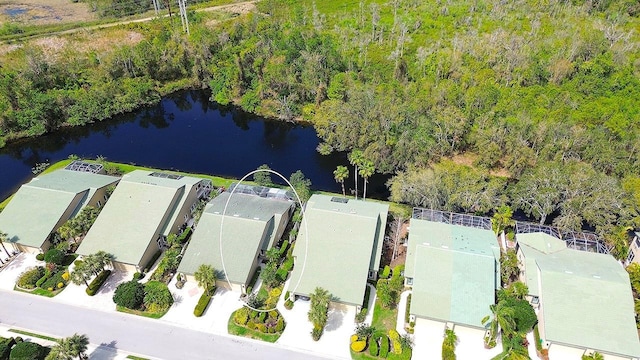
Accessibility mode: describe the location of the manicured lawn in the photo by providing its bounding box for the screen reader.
[227,316,281,343]
[371,299,397,331]
[126,356,150,360]
[116,305,168,319]
[8,329,57,342]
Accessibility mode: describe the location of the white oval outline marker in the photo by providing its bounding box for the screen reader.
[219,169,310,312]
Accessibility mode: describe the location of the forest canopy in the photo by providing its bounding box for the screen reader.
[1,0,639,257]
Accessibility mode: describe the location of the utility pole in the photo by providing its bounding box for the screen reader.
[152,0,160,16]
[178,0,189,34]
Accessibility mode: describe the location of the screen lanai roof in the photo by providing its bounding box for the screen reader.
[0,170,119,248]
[178,192,293,284]
[77,170,202,266]
[289,194,388,306]
[406,218,500,328]
[536,249,640,358]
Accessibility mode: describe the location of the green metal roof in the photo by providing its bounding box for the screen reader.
[536,249,640,358]
[516,232,567,297]
[289,194,388,306]
[178,192,293,285]
[406,218,500,328]
[77,170,202,266]
[0,170,118,249]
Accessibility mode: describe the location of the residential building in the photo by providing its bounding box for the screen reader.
[77,170,211,272]
[178,190,294,294]
[404,209,500,357]
[289,194,388,308]
[0,167,119,253]
[517,232,640,359]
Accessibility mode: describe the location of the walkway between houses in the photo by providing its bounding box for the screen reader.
[396,290,411,335]
[364,283,377,325]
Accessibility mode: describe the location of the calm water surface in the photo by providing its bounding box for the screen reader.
[0,90,390,202]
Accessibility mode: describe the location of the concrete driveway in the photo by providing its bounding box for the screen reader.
[277,299,354,360]
[56,266,132,312]
[413,318,504,359]
[162,276,244,334]
[0,252,42,290]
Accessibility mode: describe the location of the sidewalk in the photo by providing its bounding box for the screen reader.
[0,325,152,360]
[396,290,411,335]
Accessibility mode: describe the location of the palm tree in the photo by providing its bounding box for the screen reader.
[358,160,375,200]
[348,150,364,199]
[67,334,89,359]
[482,302,516,344]
[94,251,114,270]
[582,352,604,360]
[492,205,515,237]
[308,287,331,328]
[70,262,92,287]
[333,166,349,197]
[194,264,217,295]
[0,230,10,258]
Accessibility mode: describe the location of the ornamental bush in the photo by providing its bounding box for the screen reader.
[388,329,400,341]
[0,337,15,360]
[193,292,211,317]
[284,299,293,310]
[86,270,111,296]
[17,267,45,289]
[350,340,367,352]
[35,275,48,288]
[381,265,391,279]
[41,271,65,290]
[350,334,358,343]
[9,341,44,360]
[275,318,285,332]
[311,326,323,341]
[113,280,145,309]
[369,337,379,356]
[143,281,174,312]
[379,336,390,358]
[44,249,65,265]
[392,339,402,354]
[234,307,250,325]
[35,254,45,261]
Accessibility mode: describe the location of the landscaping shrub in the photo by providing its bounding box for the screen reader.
[258,311,267,323]
[73,260,83,267]
[268,310,279,319]
[381,265,391,279]
[369,337,379,356]
[275,268,288,282]
[351,340,367,353]
[132,272,143,281]
[113,280,145,309]
[282,257,294,272]
[278,241,289,257]
[284,299,293,310]
[350,334,358,343]
[247,320,255,330]
[256,324,267,333]
[194,293,211,317]
[41,271,65,290]
[0,337,15,360]
[355,308,367,323]
[9,341,44,360]
[35,254,45,261]
[17,267,45,289]
[388,329,400,341]
[143,281,174,312]
[86,270,111,296]
[405,294,412,324]
[35,275,48,288]
[44,249,65,265]
[275,318,285,332]
[234,307,250,325]
[379,336,390,357]
[311,326,323,341]
[392,339,402,354]
[61,272,69,282]
[177,227,192,243]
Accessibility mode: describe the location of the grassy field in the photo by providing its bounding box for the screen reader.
[371,298,397,331]
[0,0,96,26]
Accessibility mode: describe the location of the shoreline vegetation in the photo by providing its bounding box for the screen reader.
[1,0,639,261]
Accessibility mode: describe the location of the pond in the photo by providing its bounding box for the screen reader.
[0,90,390,202]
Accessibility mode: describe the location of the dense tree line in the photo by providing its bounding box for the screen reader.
[1,0,639,256]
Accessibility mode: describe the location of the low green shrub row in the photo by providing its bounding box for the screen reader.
[86,270,112,296]
[278,241,289,257]
[405,294,412,324]
[17,267,45,289]
[380,265,391,279]
[281,257,294,272]
[194,293,211,317]
[534,324,542,351]
[35,254,44,261]
[379,334,389,357]
[41,271,65,290]
[177,227,192,244]
[355,308,367,323]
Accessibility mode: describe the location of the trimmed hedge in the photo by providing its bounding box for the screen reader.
[194,292,212,317]
[405,294,412,324]
[86,270,111,296]
[369,336,379,356]
[35,254,45,261]
[113,280,145,309]
[44,249,64,265]
[281,257,294,272]
[379,335,390,358]
[41,271,65,290]
[0,337,16,360]
[177,227,192,244]
[278,241,289,257]
[9,341,45,360]
[381,265,391,279]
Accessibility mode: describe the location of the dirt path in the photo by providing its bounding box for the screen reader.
[1,0,257,42]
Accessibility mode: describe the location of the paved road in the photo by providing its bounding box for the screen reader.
[2,1,257,42]
[0,290,330,360]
